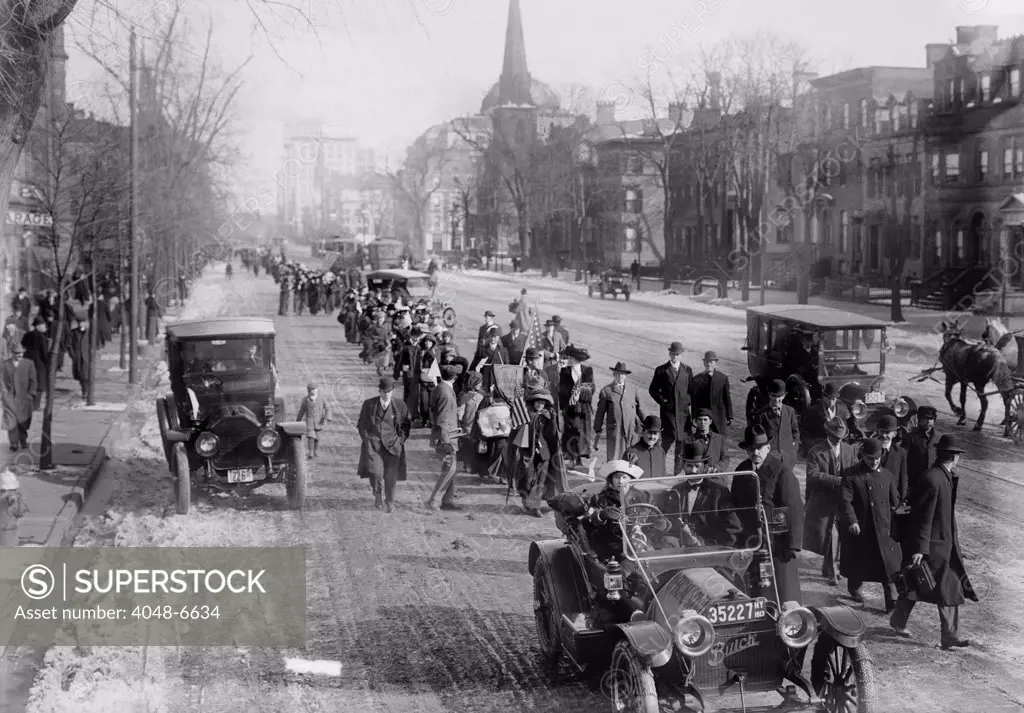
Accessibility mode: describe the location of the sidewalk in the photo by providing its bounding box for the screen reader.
[462,268,991,352]
[1,335,164,548]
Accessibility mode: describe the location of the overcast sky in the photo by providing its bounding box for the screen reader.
[64,0,1024,205]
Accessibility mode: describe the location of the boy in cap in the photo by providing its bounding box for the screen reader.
[297,383,331,458]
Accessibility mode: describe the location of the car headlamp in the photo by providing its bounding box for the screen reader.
[778,603,817,648]
[893,398,910,418]
[195,432,219,457]
[673,609,715,657]
[851,400,867,418]
[257,429,280,454]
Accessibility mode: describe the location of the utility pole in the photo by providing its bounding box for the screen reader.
[128,27,139,384]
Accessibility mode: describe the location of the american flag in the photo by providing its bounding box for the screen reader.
[519,314,543,365]
[509,380,530,430]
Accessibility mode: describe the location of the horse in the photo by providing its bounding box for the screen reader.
[938,320,1014,434]
[981,316,1020,370]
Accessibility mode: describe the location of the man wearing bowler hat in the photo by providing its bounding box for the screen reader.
[689,351,732,436]
[501,319,527,364]
[683,408,730,475]
[623,415,667,479]
[357,376,411,512]
[477,310,502,350]
[649,341,693,473]
[551,315,570,344]
[890,434,976,649]
[875,414,909,504]
[804,416,858,587]
[733,424,805,603]
[594,361,645,461]
[752,379,801,470]
[801,382,857,451]
[672,442,743,548]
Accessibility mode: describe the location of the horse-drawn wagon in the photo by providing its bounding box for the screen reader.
[910,317,1024,443]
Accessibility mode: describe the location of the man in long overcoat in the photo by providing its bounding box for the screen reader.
[648,341,693,473]
[476,310,502,350]
[21,318,48,410]
[733,425,804,604]
[803,417,858,587]
[889,435,975,649]
[840,438,902,611]
[539,320,566,368]
[471,328,508,392]
[357,376,411,512]
[1,343,37,451]
[799,382,858,454]
[622,416,666,479]
[753,379,800,471]
[689,351,732,435]
[594,361,644,461]
[426,367,462,511]
[501,320,527,365]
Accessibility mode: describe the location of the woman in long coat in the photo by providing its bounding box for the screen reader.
[840,439,903,610]
[558,345,595,468]
[356,382,411,511]
[506,388,565,517]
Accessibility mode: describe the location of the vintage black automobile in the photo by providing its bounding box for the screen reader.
[366,268,457,328]
[532,471,877,713]
[741,305,917,436]
[589,271,631,300]
[156,317,308,514]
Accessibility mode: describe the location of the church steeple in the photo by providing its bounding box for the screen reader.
[497,0,533,106]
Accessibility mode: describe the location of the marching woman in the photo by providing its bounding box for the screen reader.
[558,345,595,469]
[506,387,565,517]
[410,333,440,428]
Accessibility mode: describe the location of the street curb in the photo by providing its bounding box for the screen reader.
[44,445,108,548]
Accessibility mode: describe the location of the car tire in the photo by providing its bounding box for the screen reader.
[810,635,878,713]
[607,639,659,713]
[156,397,172,471]
[173,442,191,515]
[533,560,563,666]
[287,437,307,510]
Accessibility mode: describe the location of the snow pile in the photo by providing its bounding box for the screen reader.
[25,646,170,713]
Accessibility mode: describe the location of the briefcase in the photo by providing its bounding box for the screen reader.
[893,561,936,598]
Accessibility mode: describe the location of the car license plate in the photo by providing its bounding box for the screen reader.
[865,391,885,405]
[227,468,254,483]
[705,598,766,625]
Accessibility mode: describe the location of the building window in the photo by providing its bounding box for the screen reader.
[777,222,792,244]
[934,229,943,262]
[840,210,849,252]
[625,189,643,213]
[859,98,868,128]
[624,227,637,253]
[956,229,965,260]
[978,148,988,180]
[981,73,991,102]
[874,107,889,134]
[956,78,965,105]
[945,151,960,181]
[891,105,900,133]
[931,152,940,183]
[867,159,879,197]
[1017,140,1024,177]
[843,103,850,129]
[820,208,832,245]
[947,79,955,107]
[910,101,919,127]
[1011,68,1021,97]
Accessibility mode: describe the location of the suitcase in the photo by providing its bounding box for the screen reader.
[893,561,936,598]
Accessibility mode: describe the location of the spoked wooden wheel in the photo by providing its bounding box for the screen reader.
[607,640,659,713]
[286,437,307,510]
[1006,389,1024,444]
[811,636,878,713]
[533,561,562,666]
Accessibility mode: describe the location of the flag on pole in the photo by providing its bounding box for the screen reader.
[509,383,530,430]
[519,314,543,366]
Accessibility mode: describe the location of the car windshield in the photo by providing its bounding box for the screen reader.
[818,327,883,378]
[617,472,762,561]
[180,336,273,374]
[406,279,432,298]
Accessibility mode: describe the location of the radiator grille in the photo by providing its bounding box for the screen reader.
[689,620,782,690]
[211,417,261,469]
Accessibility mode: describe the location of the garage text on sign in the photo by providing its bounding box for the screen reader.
[7,211,53,227]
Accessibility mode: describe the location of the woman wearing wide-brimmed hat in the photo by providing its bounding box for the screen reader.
[506,387,565,516]
[594,361,645,461]
[558,345,595,469]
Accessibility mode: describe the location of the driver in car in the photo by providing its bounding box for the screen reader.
[670,442,743,548]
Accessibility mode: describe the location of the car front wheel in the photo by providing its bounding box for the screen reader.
[533,561,562,666]
[810,635,878,713]
[607,639,659,713]
[287,437,307,510]
[173,442,191,515]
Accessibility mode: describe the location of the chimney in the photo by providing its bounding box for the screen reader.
[956,25,998,47]
[668,101,687,124]
[708,71,722,110]
[596,100,615,126]
[926,43,948,70]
